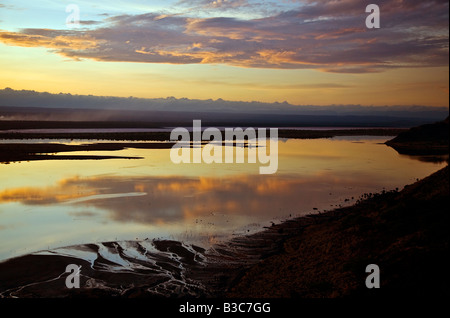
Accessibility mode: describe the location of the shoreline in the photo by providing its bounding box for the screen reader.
[1,119,448,298]
[0,128,408,141]
[0,142,174,163]
[226,165,449,298]
[0,128,406,164]
[0,165,448,298]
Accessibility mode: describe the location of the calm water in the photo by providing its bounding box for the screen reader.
[0,136,446,261]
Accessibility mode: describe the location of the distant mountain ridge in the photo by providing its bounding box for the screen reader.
[0,106,443,128]
[1,88,449,127]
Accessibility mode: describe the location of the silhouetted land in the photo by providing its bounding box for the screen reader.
[225,118,449,298]
[0,166,448,299]
[226,165,449,298]
[0,128,407,141]
[0,142,175,163]
[0,120,407,141]
[0,121,407,163]
[386,117,449,155]
[0,119,448,299]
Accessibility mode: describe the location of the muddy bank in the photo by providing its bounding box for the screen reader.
[0,241,210,298]
[1,166,448,298]
[0,128,407,142]
[0,218,315,298]
[0,127,407,163]
[227,166,449,298]
[0,142,175,163]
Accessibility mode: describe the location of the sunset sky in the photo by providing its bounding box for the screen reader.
[0,0,448,107]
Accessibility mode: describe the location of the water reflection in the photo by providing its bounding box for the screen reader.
[0,137,446,261]
[399,154,449,163]
[0,172,379,225]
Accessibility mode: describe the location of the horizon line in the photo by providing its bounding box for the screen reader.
[1,87,449,110]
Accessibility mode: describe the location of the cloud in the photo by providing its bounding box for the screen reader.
[79,20,102,26]
[0,29,100,51]
[178,0,249,10]
[0,0,448,72]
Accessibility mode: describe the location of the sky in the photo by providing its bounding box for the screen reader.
[0,0,449,107]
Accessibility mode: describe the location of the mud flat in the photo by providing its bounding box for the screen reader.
[0,165,448,298]
[0,127,407,164]
[0,128,408,141]
[227,166,449,298]
[0,142,175,164]
[0,218,316,298]
[225,121,449,298]
[1,120,447,298]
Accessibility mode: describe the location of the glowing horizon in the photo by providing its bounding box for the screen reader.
[0,0,448,107]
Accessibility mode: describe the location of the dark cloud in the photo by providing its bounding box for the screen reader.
[0,0,448,72]
[79,20,102,26]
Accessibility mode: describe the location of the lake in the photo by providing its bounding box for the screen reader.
[0,136,446,262]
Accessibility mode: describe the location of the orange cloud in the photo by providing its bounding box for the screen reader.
[0,30,100,51]
[1,0,448,73]
[314,28,366,40]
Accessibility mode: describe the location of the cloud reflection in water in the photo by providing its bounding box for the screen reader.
[0,172,383,226]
